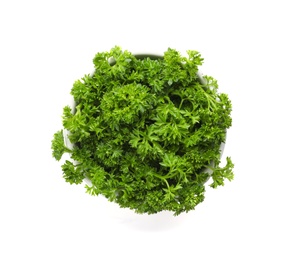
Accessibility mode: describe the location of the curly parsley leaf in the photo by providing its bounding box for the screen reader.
[51,130,71,161]
[210,157,235,188]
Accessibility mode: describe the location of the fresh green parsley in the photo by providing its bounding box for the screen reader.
[51,46,234,215]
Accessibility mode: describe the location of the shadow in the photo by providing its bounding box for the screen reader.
[112,208,189,232]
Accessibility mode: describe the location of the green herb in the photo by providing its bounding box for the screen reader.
[51,46,234,215]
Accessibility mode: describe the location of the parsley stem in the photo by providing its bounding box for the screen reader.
[178,98,185,110]
[151,172,170,188]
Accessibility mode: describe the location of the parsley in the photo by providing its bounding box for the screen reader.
[51,46,234,215]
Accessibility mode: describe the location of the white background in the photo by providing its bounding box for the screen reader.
[1,0,291,259]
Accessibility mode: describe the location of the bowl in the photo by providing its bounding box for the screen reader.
[63,52,226,186]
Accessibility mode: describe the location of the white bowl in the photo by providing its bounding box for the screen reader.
[63,53,226,185]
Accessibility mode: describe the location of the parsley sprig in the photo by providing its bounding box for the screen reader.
[51,46,234,215]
